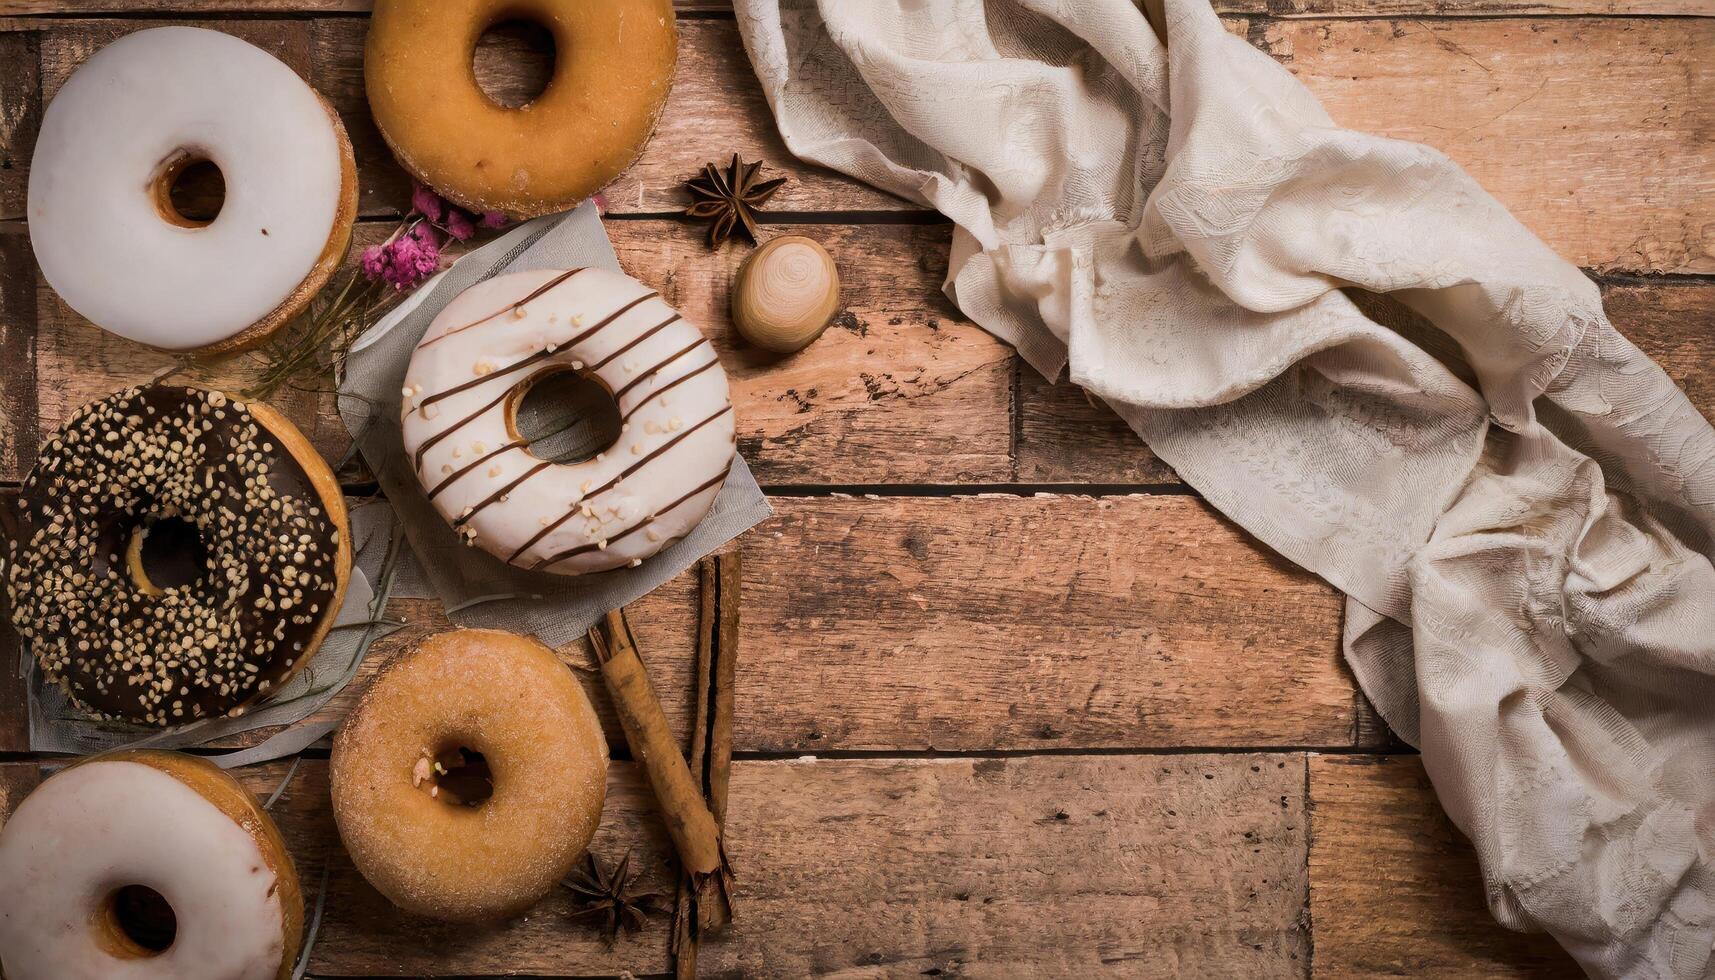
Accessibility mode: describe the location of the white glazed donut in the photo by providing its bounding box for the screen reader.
[27,27,357,355]
[0,752,302,980]
[400,268,737,575]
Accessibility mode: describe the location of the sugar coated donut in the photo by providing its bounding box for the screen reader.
[28,27,357,355]
[330,629,608,921]
[4,385,351,727]
[365,0,676,217]
[399,268,736,575]
[0,751,302,980]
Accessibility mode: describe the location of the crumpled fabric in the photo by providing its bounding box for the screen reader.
[732,0,1715,974]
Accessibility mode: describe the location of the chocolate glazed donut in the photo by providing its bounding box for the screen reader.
[4,386,351,727]
[364,0,677,218]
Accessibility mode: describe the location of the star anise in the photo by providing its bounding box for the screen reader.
[561,850,670,940]
[682,154,787,247]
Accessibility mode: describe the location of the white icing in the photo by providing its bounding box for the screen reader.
[400,268,737,575]
[0,760,287,980]
[27,27,345,350]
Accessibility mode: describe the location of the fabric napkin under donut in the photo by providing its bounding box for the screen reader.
[338,202,772,649]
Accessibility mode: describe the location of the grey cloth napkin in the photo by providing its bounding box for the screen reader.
[338,203,771,649]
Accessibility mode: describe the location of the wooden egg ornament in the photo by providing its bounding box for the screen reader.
[731,235,841,354]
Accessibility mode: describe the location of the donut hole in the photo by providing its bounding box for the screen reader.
[128,515,210,593]
[512,369,622,465]
[153,153,226,227]
[473,18,557,109]
[426,745,495,807]
[102,884,177,956]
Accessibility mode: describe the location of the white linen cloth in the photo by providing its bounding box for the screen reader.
[733,0,1715,975]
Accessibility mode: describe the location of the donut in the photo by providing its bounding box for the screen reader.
[365,0,677,218]
[27,27,358,356]
[0,751,302,980]
[399,268,737,575]
[3,385,351,727]
[330,629,609,921]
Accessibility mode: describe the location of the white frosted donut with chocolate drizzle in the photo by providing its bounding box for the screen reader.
[399,268,736,575]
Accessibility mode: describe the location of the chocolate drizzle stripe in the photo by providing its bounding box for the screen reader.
[418,349,553,412]
[417,268,587,349]
[620,358,721,423]
[507,405,734,563]
[412,386,515,470]
[533,465,732,569]
[452,460,554,530]
[425,440,527,501]
[614,337,709,404]
[589,313,683,372]
[415,290,659,413]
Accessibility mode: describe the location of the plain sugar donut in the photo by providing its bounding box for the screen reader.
[329,629,609,921]
[399,268,736,575]
[0,751,302,980]
[27,27,357,356]
[365,0,676,217]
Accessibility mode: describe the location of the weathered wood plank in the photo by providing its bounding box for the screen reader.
[2,494,1369,754]
[1268,17,1713,274]
[740,495,1359,751]
[1016,283,1715,485]
[1308,754,1577,977]
[32,219,1013,487]
[0,758,678,976]
[0,29,37,224]
[0,230,36,484]
[3,15,1707,275]
[0,753,1311,977]
[701,754,1310,977]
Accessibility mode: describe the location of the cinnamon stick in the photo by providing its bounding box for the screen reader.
[588,609,725,882]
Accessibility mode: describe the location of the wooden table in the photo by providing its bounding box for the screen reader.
[0,1,1708,975]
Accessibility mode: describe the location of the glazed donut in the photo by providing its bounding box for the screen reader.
[330,629,608,921]
[365,0,677,217]
[399,268,737,575]
[4,385,351,727]
[28,27,357,355]
[0,751,302,980]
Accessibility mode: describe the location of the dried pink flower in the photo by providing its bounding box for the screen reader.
[444,209,475,242]
[358,223,443,291]
[480,211,509,229]
[411,183,446,223]
[359,244,387,281]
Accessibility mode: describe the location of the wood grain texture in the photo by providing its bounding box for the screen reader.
[0,230,36,484]
[0,753,1312,977]
[740,495,1360,751]
[1268,17,1714,274]
[701,754,1310,978]
[1016,283,1715,485]
[1309,754,1578,977]
[31,219,1011,487]
[4,14,1705,276]
[0,494,1372,754]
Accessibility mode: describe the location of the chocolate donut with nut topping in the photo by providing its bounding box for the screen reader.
[3,385,351,726]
